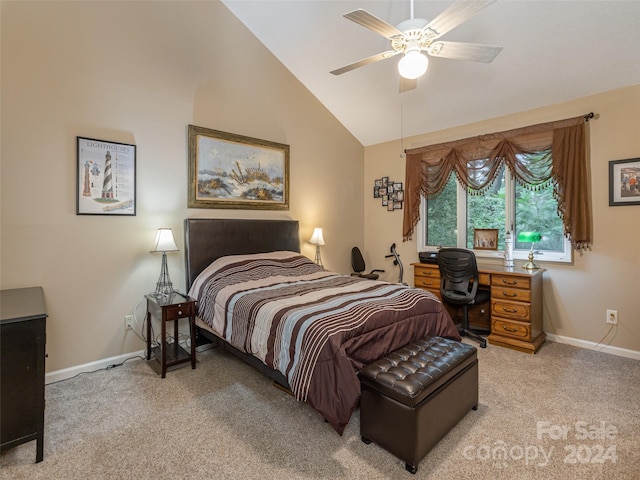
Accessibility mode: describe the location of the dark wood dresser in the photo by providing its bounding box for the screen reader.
[0,287,48,462]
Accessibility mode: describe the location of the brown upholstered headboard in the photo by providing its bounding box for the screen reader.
[184,218,300,290]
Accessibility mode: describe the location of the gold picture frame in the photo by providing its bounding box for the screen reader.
[188,125,290,210]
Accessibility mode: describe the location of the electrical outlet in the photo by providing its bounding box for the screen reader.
[606,309,618,325]
[124,315,135,330]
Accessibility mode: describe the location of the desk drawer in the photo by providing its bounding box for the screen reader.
[491,299,531,322]
[164,303,194,320]
[415,267,439,278]
[491,274,531,290]
[415,276,440,290]
[492,318,531,341]
[491,286,532,303]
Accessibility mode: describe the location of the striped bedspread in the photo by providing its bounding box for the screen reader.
[188,251,459,434]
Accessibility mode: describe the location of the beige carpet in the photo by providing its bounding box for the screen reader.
[1,339,639,479]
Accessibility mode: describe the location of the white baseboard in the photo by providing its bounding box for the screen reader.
[45,334,638,385]
[546,333,640,360]
[45,349,146,384]
[45,337,204,384]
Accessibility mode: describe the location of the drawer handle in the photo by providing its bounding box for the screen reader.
[502,325,519,332]
[502,291,518,297]
[502,307,519,313]
[178,311,183,316]
[501,279,518,285]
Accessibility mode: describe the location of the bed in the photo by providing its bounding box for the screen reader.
[184,218,460,435]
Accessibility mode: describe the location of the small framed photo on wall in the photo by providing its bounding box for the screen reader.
[609,157,640,206]
[373,176,404,211]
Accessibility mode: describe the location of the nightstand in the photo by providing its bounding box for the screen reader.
[145,292,196,378]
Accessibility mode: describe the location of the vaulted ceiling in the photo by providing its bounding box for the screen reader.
[222,0,640,146]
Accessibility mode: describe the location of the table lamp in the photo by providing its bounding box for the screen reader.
[308,227,325,267]
[150,228,179,296]
[518,231,542,270]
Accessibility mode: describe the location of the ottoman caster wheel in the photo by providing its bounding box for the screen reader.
[361,436,372,444]
[405,463,417,474]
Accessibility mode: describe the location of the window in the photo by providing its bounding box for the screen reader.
[418,155,572,263]
[405,115,591,255]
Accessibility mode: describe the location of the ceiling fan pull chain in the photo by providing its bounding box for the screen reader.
[400,96,405,158]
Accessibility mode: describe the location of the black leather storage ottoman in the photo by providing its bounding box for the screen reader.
[359,336,478,474]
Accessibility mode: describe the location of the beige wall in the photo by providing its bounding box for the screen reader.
[364,85,640,354]
[3,1,637,376]
[1,1,364,372]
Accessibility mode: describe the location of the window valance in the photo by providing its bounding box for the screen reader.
[403,115,592,251]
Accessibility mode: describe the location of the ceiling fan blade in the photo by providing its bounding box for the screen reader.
[424,0,496,40]
[427,41,502,63]
[330,50,399,76]
[399,77,417,93]
[343,9,404,39]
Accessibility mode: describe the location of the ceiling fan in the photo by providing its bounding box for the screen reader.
[330,0,503,91]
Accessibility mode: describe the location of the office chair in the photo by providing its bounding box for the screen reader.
[437,248,490,348]
[351,247,384,280]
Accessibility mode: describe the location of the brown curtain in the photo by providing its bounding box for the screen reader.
[403,115,592,251]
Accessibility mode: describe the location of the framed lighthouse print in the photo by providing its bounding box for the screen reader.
[76,137,136,215]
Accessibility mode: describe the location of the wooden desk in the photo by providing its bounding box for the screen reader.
[412,263,546,354]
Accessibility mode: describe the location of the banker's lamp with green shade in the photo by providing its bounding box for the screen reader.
[518,231,542,270]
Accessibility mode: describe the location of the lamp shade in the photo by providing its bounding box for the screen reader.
[308,227,325,246]
[150,228,179,253]
[517,231,542,243]
[398,50,428,80]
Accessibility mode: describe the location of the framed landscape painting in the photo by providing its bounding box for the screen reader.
[188,125,290,210]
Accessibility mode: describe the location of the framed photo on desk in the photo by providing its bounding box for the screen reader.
[473,228,498,250]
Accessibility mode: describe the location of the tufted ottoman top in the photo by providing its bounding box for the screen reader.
[359,337,477,407]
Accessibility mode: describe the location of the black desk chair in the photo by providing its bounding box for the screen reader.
[351,247,384,280]
[437,248,490,348]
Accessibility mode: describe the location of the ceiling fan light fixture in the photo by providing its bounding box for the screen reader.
[398,50,428,80]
